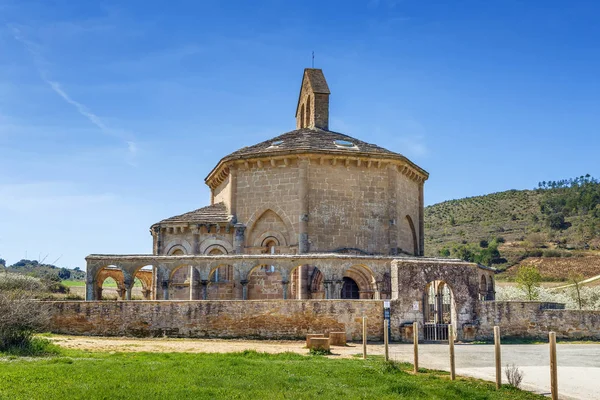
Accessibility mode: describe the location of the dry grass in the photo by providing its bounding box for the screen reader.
[502,256,600,281]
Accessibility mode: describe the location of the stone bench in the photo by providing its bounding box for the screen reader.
[308,337,330,351]
[328,332,347,346]
[306,333,324,347]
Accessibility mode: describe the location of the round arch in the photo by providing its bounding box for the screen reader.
[166,241,192,255]
[199,238,233,254]
[341,264,377,299]
[95,265,126,300]
[423,280,457,341]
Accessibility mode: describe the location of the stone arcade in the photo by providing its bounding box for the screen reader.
[78,69,499,342]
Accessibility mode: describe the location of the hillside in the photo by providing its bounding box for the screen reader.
[1,259,85,281]
[424,175,600,277]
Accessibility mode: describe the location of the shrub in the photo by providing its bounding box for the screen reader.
[0,273,45,292]
[3,337,60,356]
[309,347,332,356]
[45,280,70,294]
[542,250,562,258]
[0,291,50,353]
[505,364,524,388]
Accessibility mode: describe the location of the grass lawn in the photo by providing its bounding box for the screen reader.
[0,350,543,400]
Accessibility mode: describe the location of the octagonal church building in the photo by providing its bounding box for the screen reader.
[84,69,496,342]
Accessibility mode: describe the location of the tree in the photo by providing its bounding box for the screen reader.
[547,212,567,230]
[516,265,542,300]
[568,271,585,310]
[0,259,5,267]
[58,268,71,280]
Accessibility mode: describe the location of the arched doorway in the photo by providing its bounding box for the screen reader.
[341,277,360,299]
[423,280,456,342]
[343,265,377,299]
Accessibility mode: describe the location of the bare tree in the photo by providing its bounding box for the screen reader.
[0,274,51,351]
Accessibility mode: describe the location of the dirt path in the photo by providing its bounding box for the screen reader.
[48,335,365,357]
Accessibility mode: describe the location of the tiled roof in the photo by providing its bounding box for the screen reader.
[305,68,330,94]
[225,128,399,159]
[156,202,230,225]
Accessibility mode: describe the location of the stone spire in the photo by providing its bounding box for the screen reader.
[295,68,330,131]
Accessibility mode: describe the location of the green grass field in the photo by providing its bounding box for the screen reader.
[0,350,542,400]
[60,280,86,287]
[61,279,142,288]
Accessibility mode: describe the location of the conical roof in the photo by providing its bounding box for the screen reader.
[222,128,409,160]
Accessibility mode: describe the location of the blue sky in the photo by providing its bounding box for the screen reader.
[1,0,599,268]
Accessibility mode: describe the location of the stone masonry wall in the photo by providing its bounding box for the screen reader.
[47,300,384,340]
[477,301,600,340]
[237,160,301,249]
[396,173,420,255]
[308,162,390,254]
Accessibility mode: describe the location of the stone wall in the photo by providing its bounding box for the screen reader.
[308,162,420,255]
[237,161,301,251]
[476,301,600,340]
[47,300,384,340]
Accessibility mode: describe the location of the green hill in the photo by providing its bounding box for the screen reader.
[1,259,85,281]
[424,175,600,273]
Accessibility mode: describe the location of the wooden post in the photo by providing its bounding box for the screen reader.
[362,317,367,360]
[494,326,501,389]
[384,319,389,361]
[449,324,455,380]
[549,332,558,400]
[413,322,419,373]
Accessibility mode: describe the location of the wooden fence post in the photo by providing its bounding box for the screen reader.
[549,332,558,400]
[362,316,367,360]
[384,319,389,361]
[413,321,419,373]
[449,324,455,380]
[494,326,501,389]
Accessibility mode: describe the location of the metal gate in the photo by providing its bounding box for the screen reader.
[423,323,449,342]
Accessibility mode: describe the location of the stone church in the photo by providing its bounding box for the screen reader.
[84,69,496,341]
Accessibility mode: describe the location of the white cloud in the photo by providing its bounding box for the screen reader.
[8,24,138,163]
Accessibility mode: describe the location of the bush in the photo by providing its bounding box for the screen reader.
[505,364,524,388]
[0,290,51,354]
[0,273,45,292]
[309,347,332,356]
[3,337,60,356]
[542,250,562,258]
[45,280,70,294]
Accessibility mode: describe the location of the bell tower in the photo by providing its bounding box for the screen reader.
[295,68,330,130]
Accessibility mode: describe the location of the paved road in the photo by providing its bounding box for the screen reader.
[385,343,600,400]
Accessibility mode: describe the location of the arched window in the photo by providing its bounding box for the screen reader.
[305,95,311,127]
[341,277,360,299]
[262,238,279,273]
[480,275,488,300]
[300,104,305,128]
